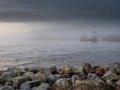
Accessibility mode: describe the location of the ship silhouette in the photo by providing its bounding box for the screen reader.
[80,32,98,42]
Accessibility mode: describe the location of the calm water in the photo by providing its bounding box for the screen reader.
[0,40,120,69]
[0,21,120,69]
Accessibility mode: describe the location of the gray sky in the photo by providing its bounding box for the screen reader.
[0,0,120,21]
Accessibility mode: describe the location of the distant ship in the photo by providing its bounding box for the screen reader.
[80,33,88,41]
[80,32,98,42]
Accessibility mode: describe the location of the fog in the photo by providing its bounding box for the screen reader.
[0,20,120,42]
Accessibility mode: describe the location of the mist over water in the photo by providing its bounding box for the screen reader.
[0,20,120,69]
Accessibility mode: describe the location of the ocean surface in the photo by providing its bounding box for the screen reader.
[0,40,120,69]
[0,21,120,69]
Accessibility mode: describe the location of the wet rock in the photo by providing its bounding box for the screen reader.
[0,85,14,90]
[96,66,106,76]
[23,72,34,78]
[35,83,50,90]
[31,72,46,83]
[54,78,71,89]
[12,76,31,89]
[7,67,26,76]
[61,65,72,74]
[83,63,95,73]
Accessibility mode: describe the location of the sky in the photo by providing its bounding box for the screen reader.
[0,0,120,41]
[0,0,120,21]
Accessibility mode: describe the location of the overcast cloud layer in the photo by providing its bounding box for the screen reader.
[0,0,120,21]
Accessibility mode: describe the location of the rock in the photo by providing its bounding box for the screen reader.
[35,83,50,90]
[54,78,71,89]
[102,70,120,81]
[61,65,73,74]
[72,66,84,74]
[12,76,31,89]
[116,87,120,90]
[96,67,106,76]
[116,80,120,86]
[20,80,43,90]
[23,72,34,78]
[83,63,95,73]
[50,66,58,74]
[0,70,4,76]
[106,62,120,75]
[47,74,63,84]
[72,75,81,88]
[5,81,13,86]
[31,72,46,83]
[40,68,52,78]
[75,80,103,90]
[20,81,31,90]
[87,73,98,80]
[116,80,120,90]
[106,79,116,87]
[27,67,42,74]
[87,73,104,86]
[0,72,14,84]
[7,67,26,76]
[0,86,14,90]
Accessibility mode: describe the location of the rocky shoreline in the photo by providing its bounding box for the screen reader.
[0,62,120,90]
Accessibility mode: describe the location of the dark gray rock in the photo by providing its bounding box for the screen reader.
[0,86,14,90]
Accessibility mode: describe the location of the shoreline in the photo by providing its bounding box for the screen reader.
[0,62,120,90]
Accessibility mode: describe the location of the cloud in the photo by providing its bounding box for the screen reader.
[0,0,120,21]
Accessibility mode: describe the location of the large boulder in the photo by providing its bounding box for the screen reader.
[61,65,73,74]
[47,74,63,84]
[20,80,43,90]
[7,67,26,76]
[75,80,104,90]
[32,83,50,90]
[102,70,120,81]
[96,66,106,76]
[87,73,104,86]
[40,68,52,78]
[106,62,120,75]
[23,72,34,78]
[0,72,14,84]
[27,67,42,74]
[54,78,71,90]
[31,72,46,83]
[82,63,95,73]
[72,66,84,74]
[0,70,4,76]
[0,86,14,90]
[12,76,31,89]
[72,75,81,88]
[50,66,58,74]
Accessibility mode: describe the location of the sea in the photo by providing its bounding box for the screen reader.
[0,21,120,69]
